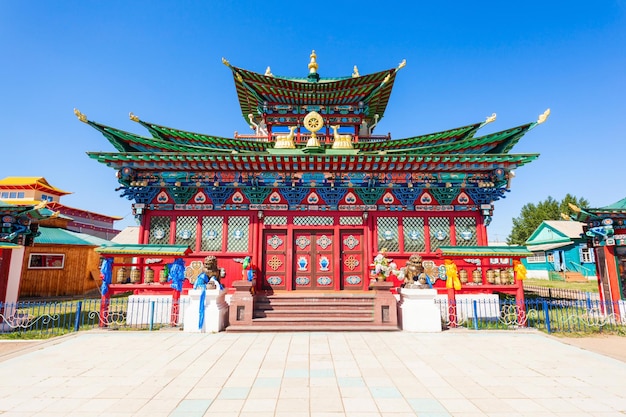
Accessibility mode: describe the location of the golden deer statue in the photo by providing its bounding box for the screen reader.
[330,125,354,149]
[274,126,297,149]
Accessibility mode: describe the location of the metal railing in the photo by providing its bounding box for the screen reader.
[1,296,625,336]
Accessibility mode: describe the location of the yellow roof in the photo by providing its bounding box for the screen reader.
[0,177,71,195]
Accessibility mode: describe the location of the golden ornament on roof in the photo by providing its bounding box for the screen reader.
[73,108,87,123]
[352,66,359,78]
[129,112,139,122]
[308,50,318,74]
[537,108,551,124]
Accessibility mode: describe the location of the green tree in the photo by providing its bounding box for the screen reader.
[506,194,589,245]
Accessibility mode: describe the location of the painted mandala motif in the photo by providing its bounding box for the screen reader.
[194,192,207,203]
[382,192,395,204]
[156,191,169,203]
[317,276,332,286]
[232,191,245,203]
[268,256,283,271]
[344,255,359,270]
[267,276,282,285]
[267,235,283,249]
[295,236,311,249]
[343,235,359,250]
[153,228,165,239]
[346,275,362,285]
[316,235,332,249]
[295,276,310,285]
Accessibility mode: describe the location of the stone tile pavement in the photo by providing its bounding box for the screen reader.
[1,329,625,416]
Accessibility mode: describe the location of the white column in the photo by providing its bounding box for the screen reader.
[398,288,442,332]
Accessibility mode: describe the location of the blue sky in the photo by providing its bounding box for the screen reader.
[2,1,625,241]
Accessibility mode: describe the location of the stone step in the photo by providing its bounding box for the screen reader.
[254,309,374,318]
[225,323,400,332]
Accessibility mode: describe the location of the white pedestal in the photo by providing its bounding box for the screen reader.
[398,288,442,332]
[184,289,228,333]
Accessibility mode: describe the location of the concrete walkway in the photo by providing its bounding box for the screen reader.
[1,329,625,417]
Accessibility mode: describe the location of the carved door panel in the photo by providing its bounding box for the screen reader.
[262,231,287,290]
[340,231,365,290]
[293,230,334,290]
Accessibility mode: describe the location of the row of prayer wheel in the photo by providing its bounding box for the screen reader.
[458,268,515,285]
[115,266,168,284]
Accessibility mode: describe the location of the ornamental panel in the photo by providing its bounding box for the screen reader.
[293,216,334,226]
[263,216,287,226]
[339,216,363,226]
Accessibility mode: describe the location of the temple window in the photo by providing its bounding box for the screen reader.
[429,217,451,251]
[377,217,399,252]
[454,217,477,246]
[403,217,425,253]
[148,216,171,244]
[28,253,65,269]
[174,216,198,246]
[226,216,250,253]
[201,216,224,252]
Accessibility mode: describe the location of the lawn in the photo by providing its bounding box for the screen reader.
[523,278,599,293]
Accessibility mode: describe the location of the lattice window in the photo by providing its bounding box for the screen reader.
[403,217,425,253]
[377,217,399,252]
[454,217,477,246]
[174,216,197,246]
[264,216,287,226]
[293,216,334,226]
[429,217,451,251]
[148,216,171,244]
[201,216,223,252]
[227,216,250,253]
[339,216,363,226]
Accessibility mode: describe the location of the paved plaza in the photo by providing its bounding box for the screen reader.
[1,330,625,417]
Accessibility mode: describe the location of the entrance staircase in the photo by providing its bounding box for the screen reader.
[226,291,399,332]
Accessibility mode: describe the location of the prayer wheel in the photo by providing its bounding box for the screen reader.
[116,267,127,284]
[144,266,154,283]
[130,268,141,284]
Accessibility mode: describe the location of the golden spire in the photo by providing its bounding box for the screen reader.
[352,65,359,78]
[221,57,230,67]
[537,108,551,124]
[129,112,139,122]
[397,59,406,70]
[308,50,318,74]
[265,66,273,77]
[73,108,87,123]
[485,113,497,124]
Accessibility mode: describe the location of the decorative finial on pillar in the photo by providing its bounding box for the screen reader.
[73,108,87,123]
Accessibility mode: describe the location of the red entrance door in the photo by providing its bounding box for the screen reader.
[293,230,334,290]
[262,230,288,291]
[340,231,366,290]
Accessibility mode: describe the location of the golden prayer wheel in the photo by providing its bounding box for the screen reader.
[130,268,141,284]
[493,269,501,285]
[144,266,154,283]
[486,269,495,284]
[472,269,482,284]
[116,267,127,284]
[159,268,168,283]
[459,269,468,284]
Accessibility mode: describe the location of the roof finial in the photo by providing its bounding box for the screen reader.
[221,57,230,67]
[537,108,551,124]
[73,108,87,123]
[308,50,318,74]
[352,65,359,78]
[397,59,406,70]
[485,113,497,124]
[129,112,139,122]
[265,66,273,77]
[568,202,581,213]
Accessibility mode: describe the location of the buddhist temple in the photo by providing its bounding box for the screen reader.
[78,51,547,329]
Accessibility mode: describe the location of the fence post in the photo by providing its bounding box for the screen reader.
[472,300,479,330]
[542,300,551,334]
[149,301,155,331]
[74,301,83,332]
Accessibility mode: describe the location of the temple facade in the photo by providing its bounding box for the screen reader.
[78,51,545,297]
